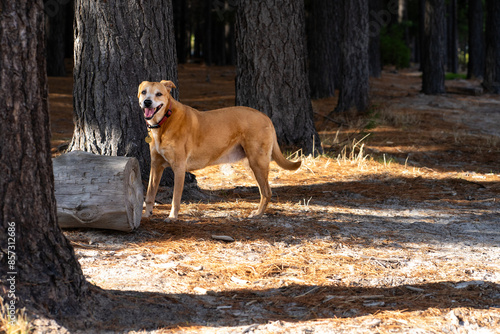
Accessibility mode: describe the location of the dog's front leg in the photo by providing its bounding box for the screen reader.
[144,162,164,218]
[168,163,186,220]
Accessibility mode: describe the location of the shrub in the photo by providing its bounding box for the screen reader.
[380,25,411,69]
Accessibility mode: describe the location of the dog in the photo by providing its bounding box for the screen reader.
[138,80,301,219]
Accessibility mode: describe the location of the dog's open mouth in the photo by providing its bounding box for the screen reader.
[144,104,164,120]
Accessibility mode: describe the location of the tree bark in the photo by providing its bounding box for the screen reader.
[483,0,500,94]
[467,0,485,79]
[235,0,321,154]
[446,0,458,73]
[419,0,426,71]
[0,0,88,318]
[368,0,382,78]
[331,0,370,115]
[173,0,189,64]
[422,0,446,95]
[70,0,179,183]
[306,0,339,98]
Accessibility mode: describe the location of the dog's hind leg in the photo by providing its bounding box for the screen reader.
[247,156,272,218]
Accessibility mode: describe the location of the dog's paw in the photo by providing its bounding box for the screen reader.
[248,210,264,219]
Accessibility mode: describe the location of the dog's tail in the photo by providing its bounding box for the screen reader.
[271,133,301,171]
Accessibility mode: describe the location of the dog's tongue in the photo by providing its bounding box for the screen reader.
[144,108,155,118]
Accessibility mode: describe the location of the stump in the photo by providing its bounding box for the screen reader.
[53,151,143,232]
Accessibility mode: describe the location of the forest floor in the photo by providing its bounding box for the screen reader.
[40,64,500,333]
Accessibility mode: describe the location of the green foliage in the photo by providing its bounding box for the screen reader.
[445,72,467,80]
[380,25,411,69]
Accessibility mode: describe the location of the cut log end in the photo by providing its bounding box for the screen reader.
[53,151,143,232]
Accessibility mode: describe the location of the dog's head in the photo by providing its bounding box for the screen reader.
[138,80,176,123]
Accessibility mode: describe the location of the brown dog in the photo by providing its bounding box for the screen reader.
[138,80,301,219]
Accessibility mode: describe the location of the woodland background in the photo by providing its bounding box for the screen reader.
[1,0,499,333]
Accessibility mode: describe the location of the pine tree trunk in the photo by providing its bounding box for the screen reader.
[422,0,446,95]
[484,0,500,94]
[0,0,88,318]
[70,0,179,182]
[368,0,382,78]
[173,0,189,64]
[419,0,426,71]
[235,0,321,154]
[446,0,458,73]
[332,0,370,115]
[45,0,69,76]
[306,0,339,98]
[467,0,485,79]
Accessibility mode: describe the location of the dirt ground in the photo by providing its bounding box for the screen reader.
[41,64,499,333]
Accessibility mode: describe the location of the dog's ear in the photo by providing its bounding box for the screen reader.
[138,81,149,98]
[160,80,176,94]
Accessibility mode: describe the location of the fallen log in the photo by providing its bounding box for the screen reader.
[53,151,143,232]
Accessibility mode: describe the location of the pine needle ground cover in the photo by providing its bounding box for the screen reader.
[45,65,500,333]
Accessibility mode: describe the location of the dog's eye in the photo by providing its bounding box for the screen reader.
[141,90,146,95]
[156,92,163,97]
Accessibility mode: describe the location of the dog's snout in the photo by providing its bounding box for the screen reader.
[144,99,153,108]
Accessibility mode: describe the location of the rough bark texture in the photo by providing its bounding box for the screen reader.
[0,0,88,317]
[484,0,500,94]
[467,0,485,79]
[70,0,179,182]
[332,0,370,115]
[306,0,339,98]
[422,0,446,95]
[368,0,382,78]
[235,0,321,154]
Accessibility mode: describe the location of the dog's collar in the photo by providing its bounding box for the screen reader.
[147,102,172,129]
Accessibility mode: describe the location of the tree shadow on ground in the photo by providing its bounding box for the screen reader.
[131,176,500,247]
[62,280,499,332]
[60,176,500,331]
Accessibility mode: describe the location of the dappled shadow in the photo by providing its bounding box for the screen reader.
[60,176,500,332]
[66,174,500,249]
[57,280,500,332]
[358,129,500,174]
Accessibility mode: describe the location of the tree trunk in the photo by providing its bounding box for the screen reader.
[173,0,189,64]
[53,151,143,232]
[331,0,370,115]
[235,0,322,154]
[204,0,213,66]
[483,0,500,94]
[306,0,339,98]
[45,0,70,76]
[419,0,426,71]
[368,0,382,78]
[422,0,446,95]
[446,0,458,73]
[467,0,485,79]
[70,0,179,183]
[0,0,88,318]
